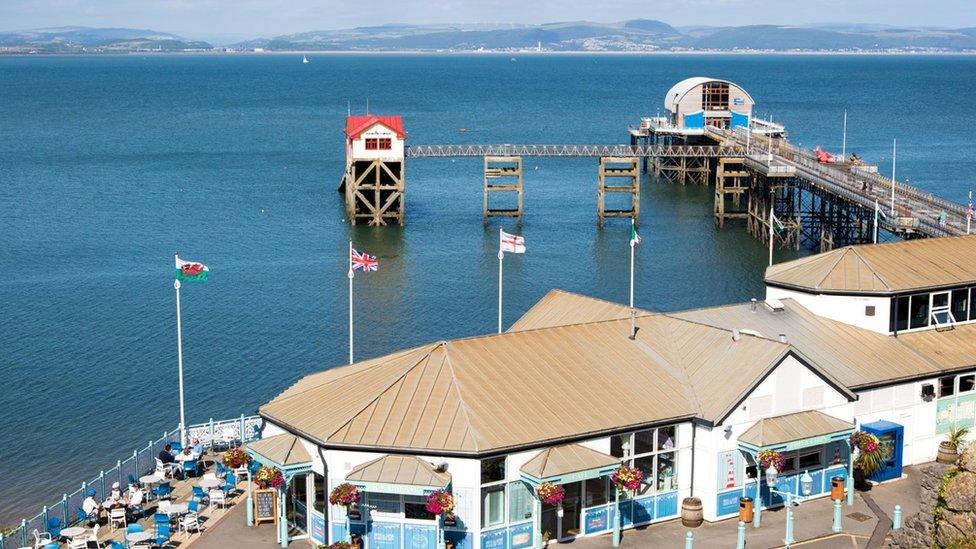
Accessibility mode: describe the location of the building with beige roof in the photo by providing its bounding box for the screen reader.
[248,236,976,549]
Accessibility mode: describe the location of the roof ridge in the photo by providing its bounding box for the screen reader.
[847,246,894,291]
[442,341,484,452]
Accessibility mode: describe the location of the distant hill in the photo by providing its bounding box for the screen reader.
[0,26,212,52]
[693,25,976,50]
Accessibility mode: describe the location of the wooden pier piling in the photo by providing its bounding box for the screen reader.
[483,156,523,224]
[597,156,640,227]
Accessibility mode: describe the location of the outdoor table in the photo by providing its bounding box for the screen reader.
[126,531,154,544]
[60,526,87,538]
[199,478,222,489]
[139,474,164,485]
[168,502,189,515]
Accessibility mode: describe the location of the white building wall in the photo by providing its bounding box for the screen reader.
[765,286,892,334]
[852,380,939,465]
[347,123,405,162]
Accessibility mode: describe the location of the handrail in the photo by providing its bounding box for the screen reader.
[0,415,263,549]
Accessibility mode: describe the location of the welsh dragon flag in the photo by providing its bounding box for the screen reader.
[175,255,209,282]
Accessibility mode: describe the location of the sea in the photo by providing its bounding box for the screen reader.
[1,53,975,524]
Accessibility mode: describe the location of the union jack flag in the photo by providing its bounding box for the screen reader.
[350,248,378,272]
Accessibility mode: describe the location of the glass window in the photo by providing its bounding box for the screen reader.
[610,434,629,458]
[370,494,401,514]
[313,474,325,512]
[940,376,956,398]
[633,455,654,495]
[657,427,676,450]
[910,293,929,329]
[781,455,797,474]
[960,375,976,393]
[745,465,757,480]
[509,482,533,522]
[481,485,505,527]
[481,457,506,484]
[970,288,976,321]
[584,478,608,507]
[892,296,910,331]
[405,496,435,520]
[799,451,822,469]
[657,452,677,492]
[378,138,392,150]
[634,430,655,454]
[952,290,969,322]
[933,292,950,309]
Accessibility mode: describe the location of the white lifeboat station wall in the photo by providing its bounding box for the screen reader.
[693,354,853,521]
[347,123,405,162]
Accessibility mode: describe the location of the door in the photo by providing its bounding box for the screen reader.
[286,474,308,539]
[558,482,582,540]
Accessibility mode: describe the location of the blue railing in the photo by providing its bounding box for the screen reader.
[0,414,263,549]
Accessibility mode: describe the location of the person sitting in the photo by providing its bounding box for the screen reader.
[158,444,180,478]
[82,488,100,525]
[104,482,123,507]
[126,483,145,520]
[175,447,196,478]
[190,437,204,459]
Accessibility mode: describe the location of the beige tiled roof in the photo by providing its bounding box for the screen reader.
[673,299,967,389]
[898,323,976,370]
[520,444,620,480]
[508,290,645,332]
[247,433,311,466]
[346,455,450,488]
[739,410,854,448]
[261,313,797,455]
[764,235,976,294]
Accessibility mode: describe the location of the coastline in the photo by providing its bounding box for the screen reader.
[3,49,976,57]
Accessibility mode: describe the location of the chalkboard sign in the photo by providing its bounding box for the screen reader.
[254,488,278,524]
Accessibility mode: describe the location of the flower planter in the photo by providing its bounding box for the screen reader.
[680,497,703,528]
[938,441,959,464]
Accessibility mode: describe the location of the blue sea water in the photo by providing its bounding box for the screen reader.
[1,53,974,523]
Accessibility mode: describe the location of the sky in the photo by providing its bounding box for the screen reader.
[2,0,974,43]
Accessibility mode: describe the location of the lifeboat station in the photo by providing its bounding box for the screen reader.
[250,235,976,549]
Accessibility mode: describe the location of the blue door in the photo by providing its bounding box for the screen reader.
[861,421,904,483]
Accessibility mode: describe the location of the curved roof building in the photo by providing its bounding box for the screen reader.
[664,76,755,130]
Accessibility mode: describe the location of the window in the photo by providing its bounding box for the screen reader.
[799,451,822,469]
[615,426,679,496]
[865,305,876,317]
[952,289,969,322]
[960,375,976,393]
[657,452,677,491]
[364,138,379,150]
[378,138,392,150]
[509,482,533,522]
[610,434,628,458]
[970,288,976,321]
[909,293,930,329]
[405,496,435,520]
[892,296,910,331]
[481,456,507,527]
[702,82,730,111]
[634,429,655,454]
[313,474,325,512]
[370,494,401,514]
[657,426,676,450]
[584,477,608,507]
[939,376,956,398]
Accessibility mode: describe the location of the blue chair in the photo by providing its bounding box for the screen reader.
[191,485,209,505]
[183,459,199,477]
[156,522,172,547]
[77,506,97,524]
[153,481,173,499]
[171,442,183,453]
[216,462,230,476]
[108,541,126,549]
[223,473,237,496]
[153,513,170,529]
[249,460,261,475]
[46,516,62,537]
[128,474,137,487]
[127,523,144,534]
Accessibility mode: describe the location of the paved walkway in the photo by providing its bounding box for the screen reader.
[198,467,922,549]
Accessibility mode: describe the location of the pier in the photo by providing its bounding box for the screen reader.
[340,78,970,252]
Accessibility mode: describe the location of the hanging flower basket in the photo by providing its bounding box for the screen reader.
[254,466,285,489]
[611,465,644,492]
[425,489,456,517]
[536,482,565,506]
[757,450,786,471]
[222,447,251,469]
[849,431,891,476]
[329,482,362,508]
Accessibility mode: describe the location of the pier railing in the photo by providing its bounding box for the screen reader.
[0,415,262,549]
[406,143,742,158]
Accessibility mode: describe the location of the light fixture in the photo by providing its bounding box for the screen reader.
[800,470,813,497]
[765,465,778,488]
[622,440,631,458]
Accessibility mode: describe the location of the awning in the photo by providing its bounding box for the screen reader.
[520,444,620,487]
[346,455,450,497]
[738,410,855,453]
[246,433,313,477]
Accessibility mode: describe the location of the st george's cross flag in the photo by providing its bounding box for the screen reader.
[175,255,209,282]
[500,230,526,254]
[350,248,378,272]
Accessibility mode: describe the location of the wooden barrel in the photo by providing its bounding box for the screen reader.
[937,441,959,464]
[681,497,703,527]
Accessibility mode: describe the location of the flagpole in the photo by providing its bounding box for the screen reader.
[873,199,879,244]
[842,110,847,161]
[348,240,354,365]
[890,138,897,216]
[768,204,774,267]
[629,220,636,339]
[968,190,972,235]
[174,254,186,445]
[498,228,504,334]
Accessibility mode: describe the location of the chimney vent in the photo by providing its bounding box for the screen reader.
[750,298,758,312]
[732,328,741,342]
[778,333,788,343]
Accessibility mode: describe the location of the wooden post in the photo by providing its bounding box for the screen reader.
[597,157,640,227]
[483,156,523,224]
[343,160,405,226]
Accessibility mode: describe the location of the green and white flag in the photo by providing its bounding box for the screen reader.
[175,255,209,282]
[630,219,641,246]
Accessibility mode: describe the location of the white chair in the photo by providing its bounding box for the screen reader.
[109,506,127,531]
[158,500,172,515]
[31,529,53,548]
[156,458,178,478]
[203,472,217,481]
[179,510,202,534]
[209,488,227,511]
[67,530,91,549]
[233,466,248,482]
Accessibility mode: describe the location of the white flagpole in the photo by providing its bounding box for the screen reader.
[768,204,774,267]
[629,220,636,339]
[890,138,897,216]
[348,240,354,365]
[873,199,879,244]
[498,228,504,334]
[968,190,972,235]
[174,254,187,445]
[842,110,847,161]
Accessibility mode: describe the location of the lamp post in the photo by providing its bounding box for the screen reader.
[848,447,858,506]
[613,440,631,547]
[765,466,814,548]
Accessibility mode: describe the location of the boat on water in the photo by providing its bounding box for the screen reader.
[302,55,309,64]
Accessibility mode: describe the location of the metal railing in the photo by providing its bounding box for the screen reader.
[406,143,742,158]
[0,415,263,549]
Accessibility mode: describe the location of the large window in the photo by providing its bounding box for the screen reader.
[509,481,533,522]
[364,137,393,150]
[702,82,730,111]
[405,495,435,520]
[891,287,976,332]
[584,477,608,507]
[313,473,325,512]
[611,426,678,496]
[481,457,507,528]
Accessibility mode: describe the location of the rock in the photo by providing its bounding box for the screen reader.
[936,511,976,547]
[960,444,976,473]
[946,472,976,511]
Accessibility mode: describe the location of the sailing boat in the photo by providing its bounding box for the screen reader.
[302,55,309,64]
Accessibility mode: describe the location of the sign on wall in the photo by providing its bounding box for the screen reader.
[480,527,507,549]
[368,521,402,549]
[403,524,435,549]
[509,522,533,548]
[310,512,326,544]
[583,507,609,534]
[716,450,740,489]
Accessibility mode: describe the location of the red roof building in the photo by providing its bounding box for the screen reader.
[344,115,405,140]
